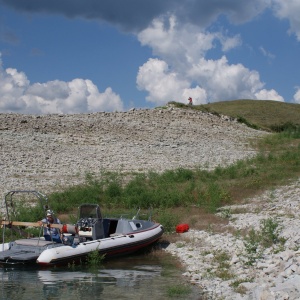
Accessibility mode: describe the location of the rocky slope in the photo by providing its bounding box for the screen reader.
[165,179,300,299]
[0,106,265,193]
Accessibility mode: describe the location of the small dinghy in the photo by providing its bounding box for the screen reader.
[0,190,164,267]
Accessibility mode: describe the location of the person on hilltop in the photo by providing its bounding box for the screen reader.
[38,209,62,243]
[188,97,193,105]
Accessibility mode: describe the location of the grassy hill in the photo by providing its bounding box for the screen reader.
[170,99,300,131]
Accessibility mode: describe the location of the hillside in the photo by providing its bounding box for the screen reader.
[0,105,266,194]
[196,99,300,130]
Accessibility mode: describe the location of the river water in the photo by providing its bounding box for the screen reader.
[0,252,202,300]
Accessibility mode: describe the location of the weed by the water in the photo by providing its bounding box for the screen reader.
[166,284,191,298]
[86,247,105,266]
[67,260,76,269]
[156,209,180,233]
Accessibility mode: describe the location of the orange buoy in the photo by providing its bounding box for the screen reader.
[176,223,189,233]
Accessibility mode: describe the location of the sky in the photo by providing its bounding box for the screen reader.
[0,0,300,114]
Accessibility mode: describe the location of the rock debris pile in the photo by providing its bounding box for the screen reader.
[0,106,265,193]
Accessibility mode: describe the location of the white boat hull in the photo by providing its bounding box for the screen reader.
[37,224,163,266]
[0,195,164,267]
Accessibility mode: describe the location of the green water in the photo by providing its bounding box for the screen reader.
[0,253,202,300]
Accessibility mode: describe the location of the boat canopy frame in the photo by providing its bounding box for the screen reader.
[4,190,50,223]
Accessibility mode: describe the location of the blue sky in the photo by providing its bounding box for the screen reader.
[0,0,300,114]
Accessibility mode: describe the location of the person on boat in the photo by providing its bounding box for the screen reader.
[38,210,62,243]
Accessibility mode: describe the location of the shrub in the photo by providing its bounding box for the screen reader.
[243,218,285,265]
[237,116,259,130]
[86,248,105,266]
[156,209,179,233]
[243,228,263,265]
[260,218,285,248]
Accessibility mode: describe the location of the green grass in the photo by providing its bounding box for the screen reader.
[166,284,191,298]
[212,251,234,280]
[186,99,300,131]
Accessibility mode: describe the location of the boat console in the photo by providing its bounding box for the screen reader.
[76,204,104,240]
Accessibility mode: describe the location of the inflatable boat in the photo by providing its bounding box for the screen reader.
[0,190,164,267]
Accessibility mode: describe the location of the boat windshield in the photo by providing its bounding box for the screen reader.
[79,204,101,219]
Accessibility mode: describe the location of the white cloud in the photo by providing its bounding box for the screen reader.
[137,16,277,105]
[138,16,241,69]
[137,16,285,105]
[0,55,124,114]
[137,58,207,105]
[188,56,268,101]
[0,66,29,111]
[87,85,124,112]
[255,89,284,101]
[259,46,275,60]
[26,80,70,100]
[138,16,214,58]
[137,58,189,104]
[272,0,300,41]
[293,87,300,103]
[217,33,242,52]
[182,86,207,105]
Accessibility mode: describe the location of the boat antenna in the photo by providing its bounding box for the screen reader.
[148,207,153,221]
[132,207,140,220]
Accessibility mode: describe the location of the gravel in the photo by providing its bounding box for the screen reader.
[165,179,300,299]
[0,106,266,193]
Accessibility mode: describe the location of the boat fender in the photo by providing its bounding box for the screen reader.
[176,223,189,233]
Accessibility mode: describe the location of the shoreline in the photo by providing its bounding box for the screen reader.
[164,178,300,299]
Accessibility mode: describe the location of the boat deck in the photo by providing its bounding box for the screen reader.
[0,239,62,263]
[14,238,55,247]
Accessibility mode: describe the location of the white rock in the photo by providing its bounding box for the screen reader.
[280,250,294,262]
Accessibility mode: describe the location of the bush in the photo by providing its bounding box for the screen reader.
[243,218,285,265]
[237,116,259,130]
[156,209,179,233]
